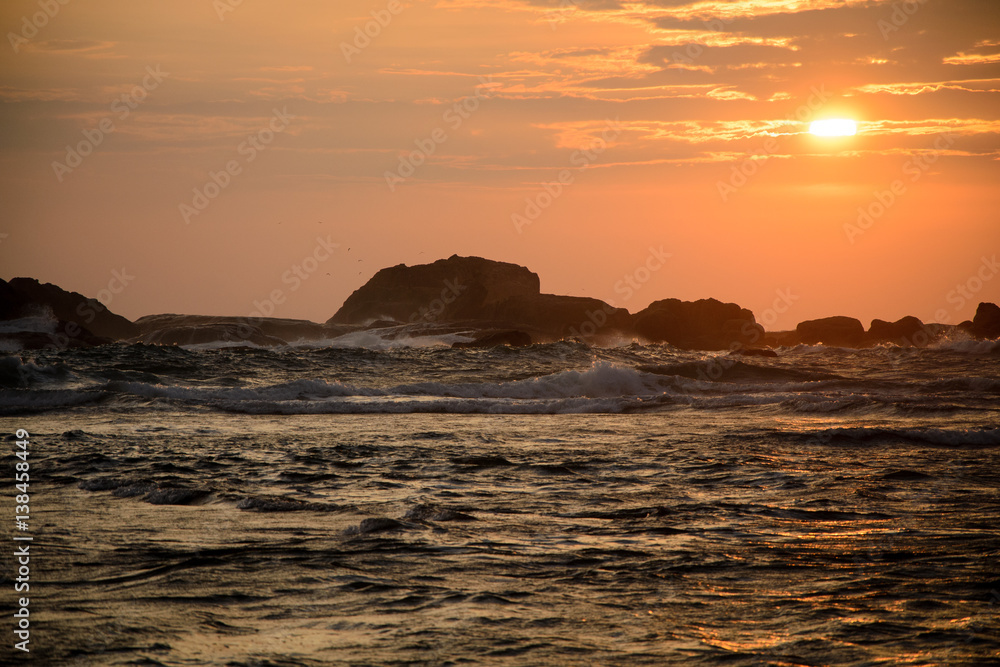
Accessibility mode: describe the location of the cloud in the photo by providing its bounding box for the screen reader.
[851,79,1000,95]
[25,39,119,58]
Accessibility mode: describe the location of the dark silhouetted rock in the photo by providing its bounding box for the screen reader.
[866,316,932,346]
[329,255,540,325]
[632,298,762,350]
[453,330,532,349]
[970,302,1000,339]
[134,314,353,344]
[131,323,287,347]
[0,277,137,340]
[489,294,630,339]
[327,257,767,348]
[796,316,865,347]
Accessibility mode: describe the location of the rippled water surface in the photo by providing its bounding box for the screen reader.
[2,341,999,665]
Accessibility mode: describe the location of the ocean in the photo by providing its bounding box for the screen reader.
[2,337,999,665]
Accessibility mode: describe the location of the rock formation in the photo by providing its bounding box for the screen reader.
[1,277,137,340]
[330,255,540,325]
[969,302,1000,339]
[133,314,351,344]
[866,316,929,346]
[490,294,631,340]
[796,316,865,347]
[10,260,989,351]
[132,323,287,347]
[632,298,763,350]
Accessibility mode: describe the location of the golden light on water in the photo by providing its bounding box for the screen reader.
[809,119,858,137]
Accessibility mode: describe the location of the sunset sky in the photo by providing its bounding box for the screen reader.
[1,0,998,329]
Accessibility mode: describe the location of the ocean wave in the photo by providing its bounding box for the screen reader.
[2,352,996,417]
[236,496,343,512]
[0,314,58,334]
[104,377,382,401]
[395,362,670,399]
[0,387,106,415]
[923,377,1000,394]
[928,338,1000,355]
[781,339,1000,356]
[638,359,841,384]
[210,395,661,415]
[0,355,73,388]
[293,330,473,350]
[792,426,1000,447]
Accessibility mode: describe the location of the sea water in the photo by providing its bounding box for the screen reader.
[1,338,998,665]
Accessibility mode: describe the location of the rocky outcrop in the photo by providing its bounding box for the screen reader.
[632,298,762,350]
[134,314,352,344]
[0,277,137,340]
[131,323,288,347]
[969,302,1000,339]
[329,255,540,325]
[490,294,630,340]
[866,316,929,346]
[329,257,770,348]
[796,316,865,347]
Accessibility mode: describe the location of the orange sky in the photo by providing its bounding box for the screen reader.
[1,0,998,329]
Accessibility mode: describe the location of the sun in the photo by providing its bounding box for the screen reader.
[809,118,857,137]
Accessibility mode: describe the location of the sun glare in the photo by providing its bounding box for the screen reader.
[809,118,858,137]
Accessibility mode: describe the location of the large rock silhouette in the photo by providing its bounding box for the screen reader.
[969,302,1000,339]
[632,298,763,350]
[0,277,137,343]
[796,316,865,347]
[491,294,631,339]
[866,316,930,346]
[329,255,540,325]
[133,314,350,345]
